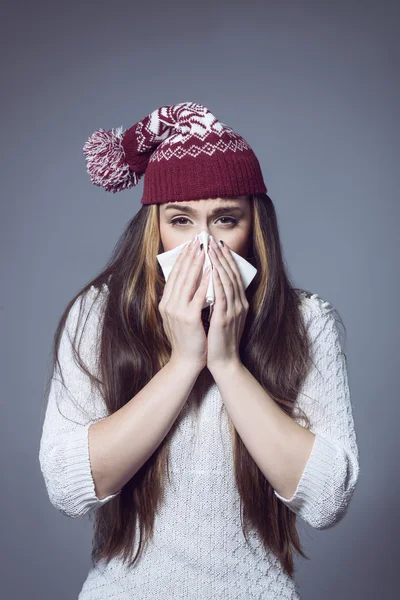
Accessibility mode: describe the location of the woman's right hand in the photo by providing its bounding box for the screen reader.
[158,236,210,372]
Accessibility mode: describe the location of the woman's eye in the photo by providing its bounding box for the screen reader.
[170,217,190,226]
[170,217,237,227]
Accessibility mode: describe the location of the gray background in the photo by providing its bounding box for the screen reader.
[1,0,398,598]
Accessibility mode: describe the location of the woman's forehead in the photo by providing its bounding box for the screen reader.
[160,196,250,211]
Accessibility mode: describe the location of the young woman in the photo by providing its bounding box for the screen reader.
[39,102,360,599]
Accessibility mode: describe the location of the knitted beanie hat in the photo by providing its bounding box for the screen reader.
[83,101,267,204]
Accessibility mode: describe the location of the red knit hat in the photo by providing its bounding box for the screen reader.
[83,101,267,204]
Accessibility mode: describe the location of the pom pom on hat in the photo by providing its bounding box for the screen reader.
[83,126,142,193]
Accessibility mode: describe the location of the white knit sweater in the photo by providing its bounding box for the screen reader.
[39,284,360,599]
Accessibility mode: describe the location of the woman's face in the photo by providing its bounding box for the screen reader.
[158,195,252,258]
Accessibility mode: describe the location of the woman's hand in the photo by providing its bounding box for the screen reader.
[206,237,249,373]
[158,237,210,372]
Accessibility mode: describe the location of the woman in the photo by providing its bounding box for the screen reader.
[39,102,360,599]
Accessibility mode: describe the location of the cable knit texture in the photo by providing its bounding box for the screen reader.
[39,285,360,599]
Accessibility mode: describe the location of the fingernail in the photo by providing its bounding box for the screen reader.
[218,239,224,247]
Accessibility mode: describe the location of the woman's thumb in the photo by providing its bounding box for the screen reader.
[194,266,211,302]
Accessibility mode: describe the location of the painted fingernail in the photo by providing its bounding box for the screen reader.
[196,242,203,256]
[218,240,224,247]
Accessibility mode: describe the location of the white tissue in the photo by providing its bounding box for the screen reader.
[156,230,257,318]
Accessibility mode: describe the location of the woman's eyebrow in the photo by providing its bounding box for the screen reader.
[164,204,244,216]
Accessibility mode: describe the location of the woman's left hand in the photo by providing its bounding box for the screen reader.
[206,237,249,373]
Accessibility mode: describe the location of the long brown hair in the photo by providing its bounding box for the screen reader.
[45,193,318,578]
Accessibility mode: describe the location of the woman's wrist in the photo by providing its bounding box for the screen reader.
[168,355,206,378]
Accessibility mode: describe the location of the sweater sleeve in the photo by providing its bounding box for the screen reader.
[39,285,121,519]
[273,294,360,530]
